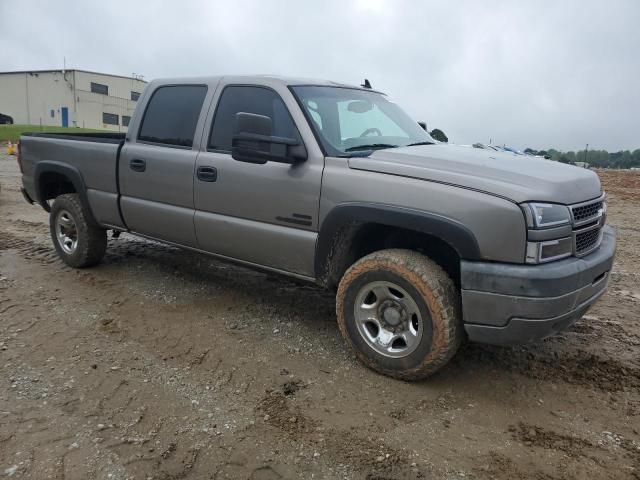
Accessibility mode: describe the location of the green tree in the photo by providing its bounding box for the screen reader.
[557,151,576,164]
[543,148,640,168]
[430,128,448,143]
[547,148,561,161]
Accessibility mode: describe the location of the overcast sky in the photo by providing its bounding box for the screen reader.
[1,0,638,151]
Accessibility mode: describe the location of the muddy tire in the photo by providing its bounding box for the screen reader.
[49,194,107,268]
[336,249,462,380]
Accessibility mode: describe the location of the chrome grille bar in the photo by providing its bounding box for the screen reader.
[570,193,605,256]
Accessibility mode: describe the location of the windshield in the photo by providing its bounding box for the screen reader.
[291,86,434,156]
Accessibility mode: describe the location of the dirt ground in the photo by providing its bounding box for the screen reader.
[1,152,639,480]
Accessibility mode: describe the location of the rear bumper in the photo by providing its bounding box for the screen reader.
[461,226,616,345]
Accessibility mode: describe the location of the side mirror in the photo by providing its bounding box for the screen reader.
[231,112,307,164]
[418,121,427,131]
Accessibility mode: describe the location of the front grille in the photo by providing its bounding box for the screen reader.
[570,196,605,257]
[572,200,603,223]
[575,227,601,255]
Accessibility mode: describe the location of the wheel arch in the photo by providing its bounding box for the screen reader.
[33,161,97,225]
[315,203,481,289]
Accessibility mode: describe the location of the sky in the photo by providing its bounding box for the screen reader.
[1,0,638,152]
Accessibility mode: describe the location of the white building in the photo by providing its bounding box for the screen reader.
[0,69,147,131]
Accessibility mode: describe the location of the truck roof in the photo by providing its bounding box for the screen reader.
[148,75,382,93]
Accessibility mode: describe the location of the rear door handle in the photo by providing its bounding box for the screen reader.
[130,158,146,172]
[197,166,217,182]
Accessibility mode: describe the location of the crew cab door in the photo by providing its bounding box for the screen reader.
[119,83,211,247]
[193,82,323,277]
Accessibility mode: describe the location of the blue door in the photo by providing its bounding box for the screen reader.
[61,107,69,127]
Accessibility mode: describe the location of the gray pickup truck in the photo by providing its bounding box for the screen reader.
[18,75,616,380]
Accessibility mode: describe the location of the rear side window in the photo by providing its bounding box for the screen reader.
[138,85,207,148]
[209,86,298,152]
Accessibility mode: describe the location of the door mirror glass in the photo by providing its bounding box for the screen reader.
[231,112,307,164]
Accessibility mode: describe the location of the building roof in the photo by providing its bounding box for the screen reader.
[0,70,382,92]
[0,69,147,82]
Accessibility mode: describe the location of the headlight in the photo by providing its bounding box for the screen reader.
[525,237,573,264]
[522,203,571,228]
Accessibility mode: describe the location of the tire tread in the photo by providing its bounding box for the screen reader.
[336,249,462,380]
[49,194,106,268]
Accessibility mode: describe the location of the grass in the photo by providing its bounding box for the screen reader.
[0,124,107,143]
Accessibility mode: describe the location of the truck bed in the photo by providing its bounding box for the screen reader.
[20,132,126,229]
[21,131,126,144]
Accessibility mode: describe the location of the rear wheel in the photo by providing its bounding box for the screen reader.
[49,194,107,268]
[336,249,462,380]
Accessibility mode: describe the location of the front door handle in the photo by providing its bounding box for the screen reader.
[130,158,146,172]
[196,166,217,182]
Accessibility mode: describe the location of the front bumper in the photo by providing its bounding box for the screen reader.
[461,225,616,345]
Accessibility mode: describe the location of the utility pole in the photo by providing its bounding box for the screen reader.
[585,143,589,164]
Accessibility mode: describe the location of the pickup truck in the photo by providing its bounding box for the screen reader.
[18,75,616,380]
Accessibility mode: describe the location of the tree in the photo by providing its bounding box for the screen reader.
[557,151,576,164]
[430,128,448,143]
[543,148,640,168]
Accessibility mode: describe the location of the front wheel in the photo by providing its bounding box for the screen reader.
[336,249,462,380]
[49,194,107,268]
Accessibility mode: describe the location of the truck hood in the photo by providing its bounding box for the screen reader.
[347,144,602,204]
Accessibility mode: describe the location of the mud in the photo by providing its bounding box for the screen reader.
[1,154,639,479]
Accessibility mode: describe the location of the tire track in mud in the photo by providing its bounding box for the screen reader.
[510,422,640,475]
[0,358,208,480]
[256,387,424,479]
[457,343,640,392]
[4,228,640,395]
[474,452,562,480]
[0,291,243,479]
[0,230,179,293]
[0,230,71,267]
[474,422,640,479]
[510,422,595,457]
[569,316,640,347]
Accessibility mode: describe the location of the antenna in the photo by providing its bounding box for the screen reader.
[361,79,372,89]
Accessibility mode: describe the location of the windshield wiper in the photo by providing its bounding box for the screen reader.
[405,141,435,147]
[344,143,398,152]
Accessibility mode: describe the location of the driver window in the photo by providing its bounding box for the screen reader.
[209,85,299,152]
[337,101,408,141]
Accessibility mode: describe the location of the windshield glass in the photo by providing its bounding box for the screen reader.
[291,86,434,156]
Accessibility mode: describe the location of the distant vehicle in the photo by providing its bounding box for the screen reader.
[17,74,615,380]
[502,146,524,155]
[0,113,14,125]
[472,143,501,152]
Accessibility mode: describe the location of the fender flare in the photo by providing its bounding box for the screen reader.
[314,202,482,283]
[33,161,97,224]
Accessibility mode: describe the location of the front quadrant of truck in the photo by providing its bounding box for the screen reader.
[18,75,616,380]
